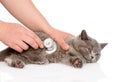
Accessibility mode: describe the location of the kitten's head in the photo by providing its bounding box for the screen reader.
[74,30,107,63]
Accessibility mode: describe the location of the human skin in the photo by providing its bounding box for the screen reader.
[0,0,73,52]
[0,21,43,52]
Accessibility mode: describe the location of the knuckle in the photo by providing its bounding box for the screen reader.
[17,49,23,53]
[29,40,38,49]
[59,40,65,45]
[5,40,24,52]
[23,45,29,50]
[59,41,69,50]
[13,45,23,53]
[28,40,34,45]
[8,42,15,47]
[31,33,36,38]
[36,38,42,46]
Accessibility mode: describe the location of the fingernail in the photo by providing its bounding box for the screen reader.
[40,44,44,48]
[64,45,69,50]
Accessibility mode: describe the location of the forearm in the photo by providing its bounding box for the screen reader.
[0,0,53,33]
[0,20,5,38]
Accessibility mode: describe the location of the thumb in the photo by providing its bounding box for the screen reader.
[58,40,69,50]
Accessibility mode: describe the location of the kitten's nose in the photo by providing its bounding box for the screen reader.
[91,56,94,59]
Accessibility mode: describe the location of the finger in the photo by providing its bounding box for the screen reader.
[10,44,23,53]
[25,30,44,48]
[34,37,44,48]
[57,40,69,50]
[67,34,75,38]
[31,34,44,48]
[5,41,23,53]
[22,36,38,49]
[64,33,75,40]
[16,40,29,50]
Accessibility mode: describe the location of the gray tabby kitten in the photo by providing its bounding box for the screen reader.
[0,30,107,68]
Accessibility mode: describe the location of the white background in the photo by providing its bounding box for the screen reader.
[0,0,120,82]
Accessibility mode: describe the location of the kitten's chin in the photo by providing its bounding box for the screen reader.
[86,56,100,63]
[86,60,93,63]
[86,60,98,63]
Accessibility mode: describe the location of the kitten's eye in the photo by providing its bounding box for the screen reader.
[96,53,100,56]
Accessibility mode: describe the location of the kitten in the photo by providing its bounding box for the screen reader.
[0,30,107,68]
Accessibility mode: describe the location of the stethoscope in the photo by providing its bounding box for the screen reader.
[43,38,57,54]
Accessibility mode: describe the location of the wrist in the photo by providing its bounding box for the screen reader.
[0,20,4,26]
[0,21,5,33]
[0,21,3,41]
[42,26,56,37]
[0,21,7,40]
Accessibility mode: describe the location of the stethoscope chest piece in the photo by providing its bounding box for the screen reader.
[43,38,57,54]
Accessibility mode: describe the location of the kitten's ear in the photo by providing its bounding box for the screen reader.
[80,30,88,40]
[100,43,108,50]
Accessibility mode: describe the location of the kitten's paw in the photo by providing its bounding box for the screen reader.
[5,58,25,68]
[70,58,83,68]
[12,60,24,68]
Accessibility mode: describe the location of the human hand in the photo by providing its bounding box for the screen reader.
[46,28,74,50]
[0,21,43,52]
